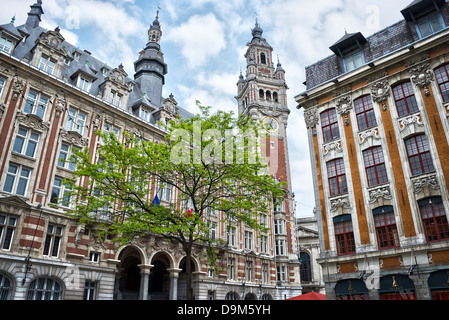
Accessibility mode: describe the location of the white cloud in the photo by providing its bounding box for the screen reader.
[165,13,227,69]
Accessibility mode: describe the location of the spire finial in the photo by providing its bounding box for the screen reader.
[10,15,15,25]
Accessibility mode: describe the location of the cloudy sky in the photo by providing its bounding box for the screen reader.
[3,0,414,217]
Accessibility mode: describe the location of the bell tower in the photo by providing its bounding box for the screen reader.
[134,9,167,108]
[235,21,298,292]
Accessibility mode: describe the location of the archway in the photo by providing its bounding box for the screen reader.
[116,246,143,300]
[178,256,197,300]
[149,252,171,300]
[245,292,257,300]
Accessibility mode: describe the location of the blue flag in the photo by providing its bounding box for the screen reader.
[152,194,160,205]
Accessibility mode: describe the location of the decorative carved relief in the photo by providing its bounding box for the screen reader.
[304,107,318,129]
[409,62,433,96]
[60,129,88,147]
[16,112,50,132]
[358,128,381,146]
[336,96,352,126]
[12,76,26,101]
[330,196,351,212]
[370,80,390,111]
[412,174,440,194]
[368,186,392,204]
[323,140,343,160]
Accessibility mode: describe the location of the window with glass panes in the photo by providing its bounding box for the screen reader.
[83,281,97,300]
[227,258,235,280]
[50,176,72,207]
[0,272,13,300]
[0,77,6,96]
[24,89,49,119]
[327,158,347,196]
[363,146,388,187]
[355,95,376,131]
[405,135,434,176]
[65,107,87,134]
[13,126,40,158]
[416,14,444,38]
[43,224,63,257]
[299,252,312,282]
[38,55,56,74]
[321,108,340,143]
[57,143,78,171]
[373,206,399,249]
[27,277,62,300]
[344,50,364,72]
[435,63,449,102]
[393,82,419,117]
[419,197,449,243]
[334,216,355,256]
[0,214,17,251]
[0,37,13,54]
[3,163,31,196]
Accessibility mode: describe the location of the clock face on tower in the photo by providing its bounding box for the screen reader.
[264,117,279,133]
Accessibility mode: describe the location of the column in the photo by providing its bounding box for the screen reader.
[138,264,153,300]
[167,268,182,300]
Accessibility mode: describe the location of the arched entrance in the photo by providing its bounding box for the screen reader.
[149,252,171,300]
[116,247,143,300]
[178,256,197,300]
[244,292,257,300]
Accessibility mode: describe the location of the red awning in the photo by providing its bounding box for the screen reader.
[287,292,326,300]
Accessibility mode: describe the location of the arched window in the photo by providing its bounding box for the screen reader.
[0,272,13,300]
[363,146,388,187]
[419,197,449,243]
[333,215,355,256]
[405,135,434,176]
[354,95,376,131]
[261,293,273,300]
[27,277,63,300]
[320,108,340,143]
[266,91,271,101]
[435,63,449,102]
[273,92,278,102]
[392,82,419,117]
[373,206,399,249]
[259,89,264,100]
[299,252,312,282]
[260,52,266,64]
[225,292,239,300]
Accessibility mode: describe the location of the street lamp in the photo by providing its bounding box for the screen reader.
[22,203,43,286]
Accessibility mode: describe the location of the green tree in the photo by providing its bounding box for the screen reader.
[65,102,285,300]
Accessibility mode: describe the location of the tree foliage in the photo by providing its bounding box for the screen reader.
[65,102,285,299]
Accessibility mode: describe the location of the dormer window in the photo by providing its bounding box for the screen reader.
[78,77,91,92]
[343,49,364,72]
[416,14,444,38]
[140,107,150,122]
[0,36,13,54]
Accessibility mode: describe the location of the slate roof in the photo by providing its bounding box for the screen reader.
[3,6,192,124]
[303,0,449,91]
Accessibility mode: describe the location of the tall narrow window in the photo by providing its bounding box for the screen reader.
[373,206,399,249]
[50,177,72,207]
[24,90,49,119]
[299,252,312,282]
[43,224,63,257]
[83,281,97,300]
[435,63,449,103]
[244,231,253,250]
[393,82,419,117]
[0,77,6,97]
[419,197,449,243]
[355,95,376,131]
[260,52,266,64]
[334,215,355,256]
[321,109,340,143]
[363,146,388,187]
[327,158,347,196]
[0,214,17,251]
[227,258,235,280]
[405,135,434,176]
